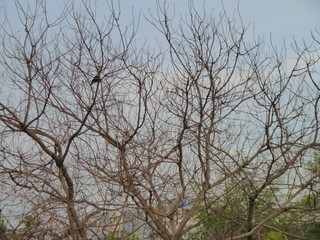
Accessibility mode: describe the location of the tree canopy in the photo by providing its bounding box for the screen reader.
[0,1,319,240]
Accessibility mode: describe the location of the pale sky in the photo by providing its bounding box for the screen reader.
[114,0,320,46]
[0,0,319,50]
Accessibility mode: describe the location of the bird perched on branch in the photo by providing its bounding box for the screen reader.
[90,75,101,85]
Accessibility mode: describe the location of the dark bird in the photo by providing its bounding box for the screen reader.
[90,75,101,85]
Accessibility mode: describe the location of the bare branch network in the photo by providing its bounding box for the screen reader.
[0,1,319,240]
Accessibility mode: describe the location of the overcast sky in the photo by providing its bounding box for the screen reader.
[113,0,320,46]
[0,0,319,50]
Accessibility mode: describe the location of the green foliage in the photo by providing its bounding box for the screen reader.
[263,231,288,240]
[189,195,246,239]
[129,235,141,240]
[24,215,38,227]
[190,181,282,238]
[267,195,320,240]
[189,152,320,240]
[306,223,320,240]
[0,215,6,232]
[306,152,320,174]
[100,230,141,240]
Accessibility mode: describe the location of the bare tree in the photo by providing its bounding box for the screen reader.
[0,1,319,240]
